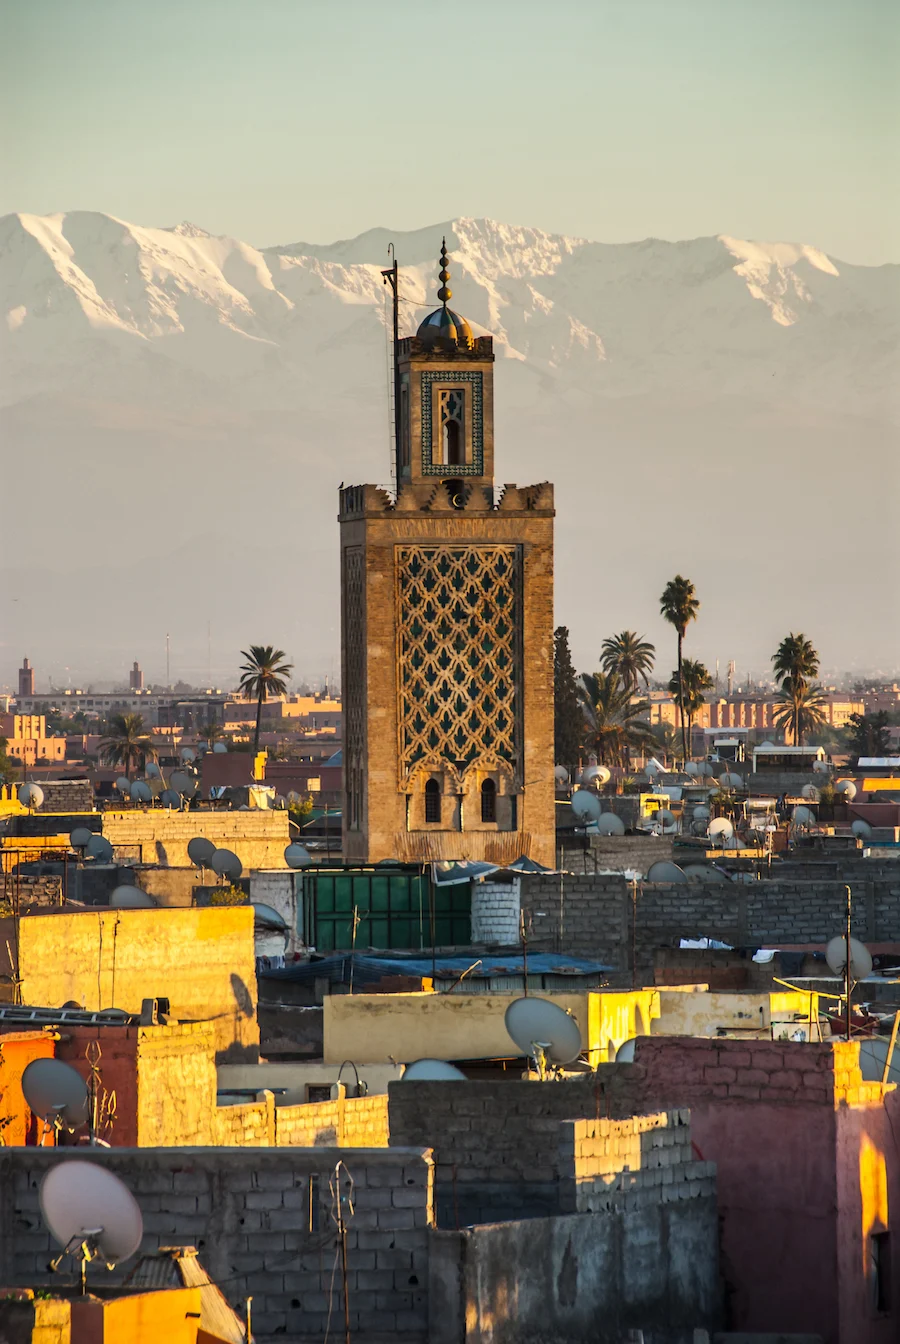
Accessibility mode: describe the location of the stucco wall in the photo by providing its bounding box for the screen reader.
[101,809,290,868]
[0,1032,56,1146]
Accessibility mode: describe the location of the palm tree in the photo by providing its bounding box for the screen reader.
[202,715,226,748]
[239,645,294,753]
[579,670,658,768]
[773,681,827,746]
[771,634,821,746]
[600,631,656,695]
[100,713,156,776]
[660,576,700,762]
[667,659,714,754]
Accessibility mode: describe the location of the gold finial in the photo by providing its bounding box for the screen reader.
[437,237,451,307]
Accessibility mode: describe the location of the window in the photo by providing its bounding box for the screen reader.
[425,778,441,824]
[481,778,497,823]
[439,388,465,466]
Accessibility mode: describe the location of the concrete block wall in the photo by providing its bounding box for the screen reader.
[249,870,302,953]
[101,810,290,868]
[0,1147,434,1342]
[275,1093,390,1148]
[557,1108,716,1214]
[470,877,520,944]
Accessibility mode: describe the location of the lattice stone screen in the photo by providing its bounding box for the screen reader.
[395,544,521,785]
[342,546,366,828]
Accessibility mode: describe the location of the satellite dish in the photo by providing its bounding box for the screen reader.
[615,1038,637,1063]
[22,1059,89,1130]
[187,836,216,867]
[571,791,602,822]
[553,766,568,784]
[708,817,734,842]
[168,770,190,795]
[180,747,195,763]
[719,773,743,790]
[401,1059,468,1081]
[697,761,714,778]
[836,780,857,801]
[655,809,677,834]
[41,1161,143,1268]
[286,791,301,806]
[274,794,287,809]
[19,783,44,809]
[213,742,228,754]
[252,902,288,931]
[812,758,830,774]
[801,784,820,802]
[160,789,181,808]
[758,740,776,751]
[504,997,582,1071]
[684,762,700,777]
[84,836,113,862]
[284,842,312,870]
[693,804,710,821]
[582,765,611,787]
[691,819,709,836]
[825,935,873,981]
[645,760,661,777]
[791,805,815,827]
[646,861,687,883]
[211,848,243,881]
[70,827,93,850]
[683,863,728,883]
[129,781,151,803]
[110,886,156,909]
[851,818,873,839]
[145,762,161,779]
[596,812,626,836]
[114,778,130,795]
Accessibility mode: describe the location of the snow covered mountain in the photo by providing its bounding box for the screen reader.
[1,211,898,685]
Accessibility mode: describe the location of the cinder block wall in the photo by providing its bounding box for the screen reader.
[0,1147,434,1342]
[470,878,520,944]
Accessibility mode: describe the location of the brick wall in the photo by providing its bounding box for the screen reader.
[101,810,290,868]
[0,1146,434,1341]
[470,877,520,944]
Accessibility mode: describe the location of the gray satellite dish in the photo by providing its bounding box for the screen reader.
[655,809,677,834]
[683,863,728,883]
[758,740,776,751]
[84,836,113,862]
[571,791,602,822]
[504,997,583,1073]
[801,784,820,801]
[211,848,243,881]
[692,804,710,821]
[286,790,301,805]
[19,783,44,809]
[708,817,734,842]
[145,762,161,779]
[825,935,873,982]
[187,836,216,867]
[284,842,312,869]
[596,812,626,836]
[22,1059,89,1131]
[646,861,687,883]
[110,886,156,909]
[180,747,195,762]
[129,781,152,803]
[719,773,743,790]
[791,805,815,827]
[70,827,93,850]
[213,742,228,754]
[40,1160,144,1272]
[684,762,700,777]
[160,789,181,808]
[615,1038,637,1063]
[168,770,190,795]
[114,778,130,795]
[836,780,857,801]
[401,1059,468,1081]
[851,818,872,839]
[812,758,829,774]
[553,766,569,784]
[252,902,287,931]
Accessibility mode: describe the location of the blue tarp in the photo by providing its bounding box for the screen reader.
[260,951,614,985]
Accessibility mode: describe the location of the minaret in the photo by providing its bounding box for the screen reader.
[18,658,34,699]
[339,241,555,866]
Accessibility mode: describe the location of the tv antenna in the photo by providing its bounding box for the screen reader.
[40,1160,143,1295]
[826,886,872,1041]
[504,997,583,1080]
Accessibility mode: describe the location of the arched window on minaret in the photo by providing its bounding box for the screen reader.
[480,778,497,823]
[425,778,442,823]
[440,389,466,466]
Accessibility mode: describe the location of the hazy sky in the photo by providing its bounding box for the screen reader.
[2,0,897,263]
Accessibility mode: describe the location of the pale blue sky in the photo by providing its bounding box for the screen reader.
[2,0,897,262]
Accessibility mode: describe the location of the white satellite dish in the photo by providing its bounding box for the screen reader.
[801,784,820,802]
[40,1161,143,1277]
[401,1059,468,1081]
[504,997,583,1073]
[69,827,93,850]
[84,836,114,862]
[211,848,243,881]
[646,860,687,883]
[836,780,857,801]
[213,742,228,754]
[614,1038,637,1063]
[110,886,156,909]
[708,817,734,842]
[851,818,873,840]
[655,809,677,834]
[791,805,815,827]
[19,783,44,809]
[114,778,130,795]
[825,935,873,982]
[284,842,312,870]
[571,791,602,822]
[582,764,611,787]
[187,836,216,867]
[129,781,152,803]
[554,766,569,784]
[22,1059,89,1131]
[596,812,626,836]
[812,758,829,774]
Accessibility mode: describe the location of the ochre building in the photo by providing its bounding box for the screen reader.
[339,243,555,866]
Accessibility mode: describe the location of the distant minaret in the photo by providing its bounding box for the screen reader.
[727,660,735,696]
[18,658,34,698]
[129,661,144,692]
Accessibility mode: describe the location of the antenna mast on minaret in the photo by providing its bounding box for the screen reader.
[381,247,400,490]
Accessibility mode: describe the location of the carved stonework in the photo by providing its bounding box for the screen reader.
[342,547,366,830]
[395,544,521,788]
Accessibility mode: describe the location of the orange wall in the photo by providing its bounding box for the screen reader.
[71,1287,201,1344]
[0,1031,56,1146]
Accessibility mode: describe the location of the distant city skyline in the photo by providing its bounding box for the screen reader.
[2,0,897,265]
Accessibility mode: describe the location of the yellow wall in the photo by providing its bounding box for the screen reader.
[101,809,289,867]
[72,1287,201,1344]
[651,988,819,1040]
[586,991,661,1065]
[1,907,258,1057]
[323,991,589,1065]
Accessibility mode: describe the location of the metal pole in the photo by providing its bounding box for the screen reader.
[845,884,852,1042]
[521,911,529,996]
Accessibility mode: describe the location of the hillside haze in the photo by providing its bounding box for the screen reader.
[1,211,897,689]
